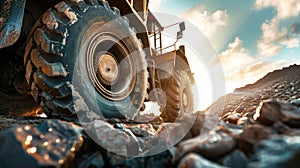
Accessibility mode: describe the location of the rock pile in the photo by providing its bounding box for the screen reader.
[0,118,176,168]
[0,65,299,167]
[176,100,300,168]
[175,65,300,168]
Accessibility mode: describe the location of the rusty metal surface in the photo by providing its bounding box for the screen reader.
[153,51,176,65]
[0,0,26,49]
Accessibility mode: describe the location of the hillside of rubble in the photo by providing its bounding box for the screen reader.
[0,64,299,168]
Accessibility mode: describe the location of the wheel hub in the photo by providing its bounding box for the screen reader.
[182,88,189,112]
[97,53,119,85]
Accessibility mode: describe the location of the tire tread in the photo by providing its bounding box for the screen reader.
[25,0,147,120]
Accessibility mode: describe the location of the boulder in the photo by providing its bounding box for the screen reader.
[73,151,105,168]
[178,153,226,168]
[253,100,300,127]
[0,120,83,168]
[253,101,281,125]
[142,122,189,156]
[249,135,300,168]
[236,125,271,154]
[176,132,236,161]
[219,150,249,168]
[280,102,300,127]
[85,120,134,156]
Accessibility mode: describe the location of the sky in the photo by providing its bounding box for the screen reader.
[148,0,300,94]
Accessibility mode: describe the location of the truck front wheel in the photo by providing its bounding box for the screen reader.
[24,0,148,120]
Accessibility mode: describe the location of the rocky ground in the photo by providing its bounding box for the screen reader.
[0,64,299,168]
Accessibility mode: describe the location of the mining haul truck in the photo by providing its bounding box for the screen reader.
[0,0,194,122]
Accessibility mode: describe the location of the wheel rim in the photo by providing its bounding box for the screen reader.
[87,33,135,101]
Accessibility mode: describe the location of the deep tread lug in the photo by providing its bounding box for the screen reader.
[34,28,64,56]
[33,28,43,45]
[55,1,78,24]
[98,0,109,8]
[111,7,120,16]
[42,10,67,36]
[31,49,67,77]
[40,37,64,56]
[31,81,41,102]
[41,92,57,111]
[68,0,88,12]
[85,0,98,6]
[52,99,75,115]
[25,61,33,83]
[34,72,71,98]
[123,16,129,25]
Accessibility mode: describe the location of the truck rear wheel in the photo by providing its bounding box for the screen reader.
[160,70,194,122]
[24,0,148,120]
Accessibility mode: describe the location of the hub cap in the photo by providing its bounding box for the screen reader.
[182,88,189,112]
[97,53,119,85]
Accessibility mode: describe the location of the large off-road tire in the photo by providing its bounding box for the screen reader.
[160,70,194,122]
[24,0,148,120]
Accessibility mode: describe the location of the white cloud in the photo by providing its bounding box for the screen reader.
[219,37,254,72]
[260,18,286,43]
[258,18,299,57]
[254,0,300,57]
[148,0,163,12]
[217,37,291,92]
[257,42,281,57]
[254,0,300,19]
[218,37,255,92]
[279,36,299,48]
[182,6,228,38]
